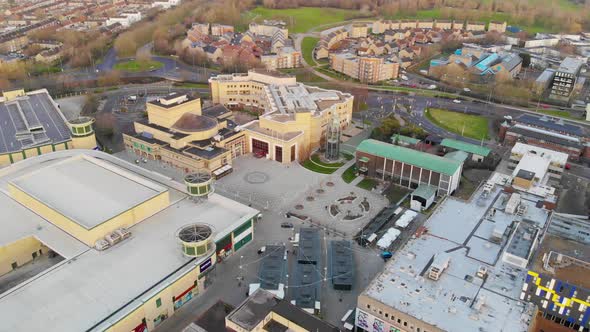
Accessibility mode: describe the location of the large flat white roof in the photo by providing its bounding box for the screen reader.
[362,184,547,332]
[9,155,167,229]
[511,142,569,164]
[0,151,259,332]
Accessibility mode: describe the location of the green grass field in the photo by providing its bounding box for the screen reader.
[247,7,369,33]
[425,108,489,140]
[173,82,210,89]
[114,60,163,72]
[357,178,377,191]
[301,37,318,66]
[301,154,345,174]
[385,3,579,33]
[534,109,578,120]
[342,165,358,183]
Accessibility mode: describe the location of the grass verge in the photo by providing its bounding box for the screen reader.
[302,37,318,66]
[342,165,358,183]
[357,178,377,190]
[114,60,163,72]
[301,153,344,174]
[248,7,369,33]
[425,108,489,140]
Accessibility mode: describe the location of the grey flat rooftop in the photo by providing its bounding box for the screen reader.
[227,289,280,331]
[505,221,538,259]
[329,240,353,288]
[259,245,286,290]
[9,155,167,229]
[362,184,541,332]
[0,150,259,332]
[0,89,71,154]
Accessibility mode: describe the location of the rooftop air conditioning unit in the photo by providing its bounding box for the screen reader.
[105,232,122,246]
[95,239,110,251]
[115,227,131,240]
[477,266,488,279]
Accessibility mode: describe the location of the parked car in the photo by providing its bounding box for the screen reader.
[463,88,471,92]
[280,222,294,228]
[257,246,266,255]
[254,150,265,158]
[427,84,437,90]
[565,163,571,170]
[453,99,462,104]
[381,251,393,260]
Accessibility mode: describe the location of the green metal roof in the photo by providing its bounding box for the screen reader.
[391,134,420,145]
[444,150,469,163]
[359,156,370,162]
[356,139,462,176]
[412,184,437,199]
[440,138,491,157]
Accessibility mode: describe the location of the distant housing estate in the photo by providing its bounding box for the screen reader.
[429,46,523,81]
[182,20,301,71]
[316,19,507,83]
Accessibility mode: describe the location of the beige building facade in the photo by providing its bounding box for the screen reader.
[330,53,399,83]
[123,93,246,178]
[209,70,354,163]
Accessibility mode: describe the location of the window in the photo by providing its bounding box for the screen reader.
[156,298,162,308]
[404,322,408,327]
[397,319,401,324]
[367,304,371,309]
[385,313,389,318]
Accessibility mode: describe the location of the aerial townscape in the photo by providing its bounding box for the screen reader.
[2,1,590,332]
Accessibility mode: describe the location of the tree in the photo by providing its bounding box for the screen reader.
[82,94,99,116]
[519,53,531,68]
[94,113,116,138]
[136,48,151,63]
[97,70,122,87]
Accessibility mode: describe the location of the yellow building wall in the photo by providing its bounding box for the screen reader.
[269,312,311,331]
[23,147,39,158]
[0,154,10,166]
[11,151,24,163]
[8,184,170,246]
[147,99,202,128]
[0,236,47,277]
[39,145,53,154]
[53,142,68,151]
[245,131,304,163]
[104,254,215,332]
[2,89,26,101]
[513,177,533,189]
[71,134,97,150]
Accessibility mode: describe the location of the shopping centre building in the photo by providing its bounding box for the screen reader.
[123,92,246,178]
[209,69,354,162]
[0,150,259,332]
[0,88,97,166]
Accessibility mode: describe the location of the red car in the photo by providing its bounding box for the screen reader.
[565,163,571,170]
[254,150,266,158]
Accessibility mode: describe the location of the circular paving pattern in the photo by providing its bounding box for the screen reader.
[244,171,269,184]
